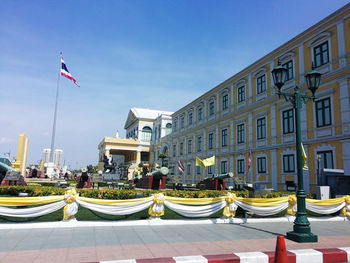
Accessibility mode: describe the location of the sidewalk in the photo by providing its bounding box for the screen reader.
[0,218,349,263]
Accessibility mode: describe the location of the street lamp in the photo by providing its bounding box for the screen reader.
[272,61,322,243]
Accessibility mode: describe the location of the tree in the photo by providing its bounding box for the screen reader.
[158,153,168,167]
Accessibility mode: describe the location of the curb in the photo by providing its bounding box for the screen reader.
[0,216,348,230]
[90,247,350,263]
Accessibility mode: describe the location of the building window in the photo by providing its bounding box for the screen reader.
[257,117,266,140]
[207,166,213,175]
[174,121,177,132]
[314,41,329,68]
[198,107,203,121]
[197,166,201,175]
[208,133,214,150]
[181,117,185,129]
[141,126,152,142]
[222,94,228,110]
[187,140,192,154]
[238,86,245,103]
[282,109,294,134]
[158,124,161,139]
[188,113,193,125]
[316,98,331,127]
[197,136,202,152]
[165,123,172,135]
[257,157,266,173]
[209,101,215,116]
[237,124,245,144]
[317,150,334,169]
[180,142,183,156]
[221,129,228,147]
[237,159,245,174]
[221,160,228,174]
[283,154,295,173]
[257,75,266,94]
[187,164,191,176]
[282,60,293,81]
[173,145,176,157]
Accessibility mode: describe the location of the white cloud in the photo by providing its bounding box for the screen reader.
[0,137,14,144]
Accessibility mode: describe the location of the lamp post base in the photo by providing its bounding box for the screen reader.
[287,230,318,243]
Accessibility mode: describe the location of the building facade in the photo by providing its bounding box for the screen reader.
[150,4,350,193]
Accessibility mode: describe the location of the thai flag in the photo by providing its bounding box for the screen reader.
[60,55,80,87]
[178,160,185,174]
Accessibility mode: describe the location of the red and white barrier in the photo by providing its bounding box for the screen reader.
[92,247,350,263]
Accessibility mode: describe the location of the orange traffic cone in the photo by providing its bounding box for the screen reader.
[274,235,288,263]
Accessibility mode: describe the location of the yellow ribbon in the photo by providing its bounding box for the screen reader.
[0,196,64,206]
[286,195,297,216]
[63,189,78,220]
[148,193,165,217]
[223,192,237,218]
[78,196,153,206]
[164,196,224,205]
[341,195,350,218]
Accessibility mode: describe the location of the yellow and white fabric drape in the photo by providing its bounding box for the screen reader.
[77,196,153,216]
[0,191,349,220]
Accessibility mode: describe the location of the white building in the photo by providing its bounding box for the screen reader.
[54,149,64,167]
[42,148,51,164]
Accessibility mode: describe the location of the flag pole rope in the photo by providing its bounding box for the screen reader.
[49,52,62,162]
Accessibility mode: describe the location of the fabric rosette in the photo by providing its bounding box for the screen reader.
[148,193,165,217]
[63,189,79,220]
[287,195,297,216]
[223,192,237,218]
[341,195,350,218]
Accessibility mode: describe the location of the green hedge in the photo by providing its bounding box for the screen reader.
[0,186,313,199]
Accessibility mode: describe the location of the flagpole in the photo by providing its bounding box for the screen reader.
[50,52,62,163]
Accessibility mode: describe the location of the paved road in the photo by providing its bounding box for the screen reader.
[0,220,349,262]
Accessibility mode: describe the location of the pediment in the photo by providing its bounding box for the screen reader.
[124,110,137,129]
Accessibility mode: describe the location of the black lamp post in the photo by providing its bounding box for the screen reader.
[272,62,322,243]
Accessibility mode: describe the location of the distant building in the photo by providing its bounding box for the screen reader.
[42,149,51,164]
[54,149,64,167]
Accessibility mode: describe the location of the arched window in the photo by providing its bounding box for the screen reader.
[141,126,152,142]
[163,146,168,155]
[165,123,172,135]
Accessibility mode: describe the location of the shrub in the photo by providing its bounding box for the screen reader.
[0,186,313,199]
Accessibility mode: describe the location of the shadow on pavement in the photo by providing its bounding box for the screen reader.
[236,223,286,237]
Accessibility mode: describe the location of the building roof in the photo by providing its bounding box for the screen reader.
[131,108,173,119]
[124,108,174,129]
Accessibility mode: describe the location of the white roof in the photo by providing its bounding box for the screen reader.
[131,107,173,119]
[124,108,174,129]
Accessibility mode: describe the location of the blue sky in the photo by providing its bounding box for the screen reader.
[0,0,348,169]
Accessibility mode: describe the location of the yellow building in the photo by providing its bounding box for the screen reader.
[150,4,350,193]
[98,108,173,179]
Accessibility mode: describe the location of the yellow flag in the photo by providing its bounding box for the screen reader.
[301,143,308,170]
[202,156,215,167]
[196,157,205,168]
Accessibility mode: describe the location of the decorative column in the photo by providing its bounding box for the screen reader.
[337,19,346,68]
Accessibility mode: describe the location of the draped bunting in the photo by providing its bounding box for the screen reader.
[0,191,349,220]
[0,200,66,217]
[164,200,227,217]
[77,199,153,215]
[78,196,153,205]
